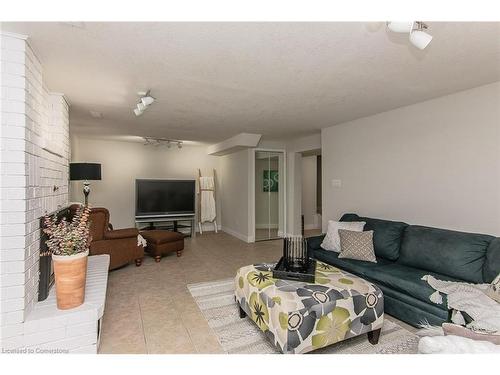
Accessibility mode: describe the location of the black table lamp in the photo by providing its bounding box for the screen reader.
[69,162,101,206]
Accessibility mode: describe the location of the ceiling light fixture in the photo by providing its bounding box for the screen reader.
[386,22,413,33]
[409,22,433,50]
[143,137,183,150]
[386,21,433,50]
[133,90,156,116]
[141,95,155,106]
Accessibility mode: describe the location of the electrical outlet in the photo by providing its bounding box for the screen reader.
[331,179,342,188]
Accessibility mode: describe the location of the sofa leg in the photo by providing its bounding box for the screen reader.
[135,258,143,267]
[238,304,247,319]
[154,256,161,263]
[176,250,182,257]
[367,328,381,345]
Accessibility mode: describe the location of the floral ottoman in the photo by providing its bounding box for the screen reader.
[234,261,384,354]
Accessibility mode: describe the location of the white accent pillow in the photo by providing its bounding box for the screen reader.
[320,220,366,252]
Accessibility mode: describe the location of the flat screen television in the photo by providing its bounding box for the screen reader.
[135,179,196,218]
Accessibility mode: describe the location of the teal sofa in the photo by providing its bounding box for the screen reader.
[307,213,500,327]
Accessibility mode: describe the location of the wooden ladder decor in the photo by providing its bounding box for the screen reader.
[197,168,218,234]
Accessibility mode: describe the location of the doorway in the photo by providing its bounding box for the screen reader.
[254,150,286,241]
[301,149,322,237]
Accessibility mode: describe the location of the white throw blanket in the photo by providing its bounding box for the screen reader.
[422,275,500,333]
[199,176,216,223]
[418,335,500,354]
[137,234,147,247]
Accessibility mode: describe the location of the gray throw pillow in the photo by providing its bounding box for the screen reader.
[338,229,377,263]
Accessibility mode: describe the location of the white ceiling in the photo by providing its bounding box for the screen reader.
[2,22,500,143]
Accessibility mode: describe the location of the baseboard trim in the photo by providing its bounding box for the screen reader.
[255,224,279,229]
[304,224,321,230]
[196,223,222,233]
[221,226,252,243]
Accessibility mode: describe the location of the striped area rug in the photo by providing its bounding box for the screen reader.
[187,278,419,354]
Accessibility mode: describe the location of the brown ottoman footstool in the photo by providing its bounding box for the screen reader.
[140,230,184,262]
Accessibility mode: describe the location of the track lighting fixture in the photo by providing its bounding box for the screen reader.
[386,21,433,50]
[141,96,155,106]
[143,137,183,150]
[133,90,156,116]
[386,22,413,33]
[409,22,433,50]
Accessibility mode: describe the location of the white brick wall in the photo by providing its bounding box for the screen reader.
[1,32,74,351]
[1,255,109,354]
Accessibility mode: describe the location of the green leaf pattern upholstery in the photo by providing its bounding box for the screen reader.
[234,262,384,354]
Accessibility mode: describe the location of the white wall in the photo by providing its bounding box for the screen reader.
[1,33,70,348]
[218,149,253,241]
[287,133,321,154]
[285,133,322,235]
[69,137,221,230]
[301,155,319,229]
[321,82,500,236]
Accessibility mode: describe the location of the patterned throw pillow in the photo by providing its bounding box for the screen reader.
[486,273,500,303]
[338,229,377,263]
[320,220,366,252]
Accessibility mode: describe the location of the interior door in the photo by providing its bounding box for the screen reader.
[255,151,284,241]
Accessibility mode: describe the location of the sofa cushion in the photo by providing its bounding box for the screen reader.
[398,226,492,284]
[307,234,326,252]
[314,249,452,310]
[382,289,449,327]
[313,249,391,278]
[484,238,500,283]
[340,213,408,261]
[141,230,184,244]
[361,263,458,308]
[104,228,139,240]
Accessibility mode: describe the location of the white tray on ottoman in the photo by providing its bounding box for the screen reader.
[234,261,384,354]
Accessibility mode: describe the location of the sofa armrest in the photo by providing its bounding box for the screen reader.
[306,234,326,257]
[104,228,139,240]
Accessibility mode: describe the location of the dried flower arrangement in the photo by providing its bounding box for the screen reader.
[42,205,92,256]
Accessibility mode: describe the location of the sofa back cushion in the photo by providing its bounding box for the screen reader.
[340,213,408,261]
[88,207,110,241]
[399,225,493,284]
[484,238,500,283]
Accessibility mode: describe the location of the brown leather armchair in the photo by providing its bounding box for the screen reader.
[71,205,144,270]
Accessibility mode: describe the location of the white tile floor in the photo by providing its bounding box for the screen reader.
[98,231,415,354]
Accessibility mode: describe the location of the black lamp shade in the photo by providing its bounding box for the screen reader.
[69,163,102,181]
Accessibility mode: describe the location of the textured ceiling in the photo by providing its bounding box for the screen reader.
[2,22,499,142]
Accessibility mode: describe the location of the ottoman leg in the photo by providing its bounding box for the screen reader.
[238,304,247,319]
[176,250,182,257]
[135,258,143,267]
[367,328,381,345]
[154,255,161,263]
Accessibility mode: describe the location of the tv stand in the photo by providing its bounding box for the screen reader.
[135,214,196,238]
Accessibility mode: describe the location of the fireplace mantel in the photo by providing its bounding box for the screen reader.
[2,255,110,353]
